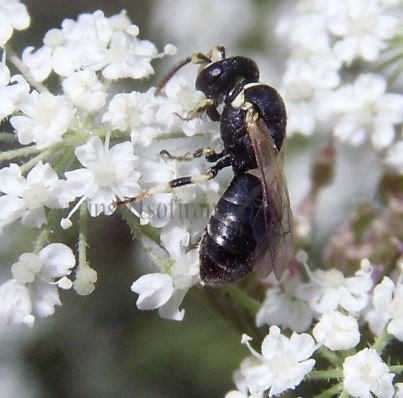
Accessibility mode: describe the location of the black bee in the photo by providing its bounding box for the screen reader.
[116,46,293,284]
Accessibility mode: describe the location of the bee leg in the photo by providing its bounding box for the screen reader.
[160,148,227,162]
[114,155,233,207]
[174,99,219,121]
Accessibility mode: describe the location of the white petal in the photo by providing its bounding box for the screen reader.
[21,207,46,228]
[26,161,58,186]
[30,280,61,318]
[0,13,13,46]
[289,332,316,360]
[131,273,174,310]
[22,46,53,82]
[160,224,190,259]
[38,243,76,279]
[7,1,30,30]
[0,279,33,326]
[0,195,24,224]
[52,47,78,77]
[0,163,27,196]
[74,136,105,168]
[64,168,95,197]
[158,288,187,321]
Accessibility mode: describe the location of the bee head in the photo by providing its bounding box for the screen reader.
[195,56,260,101]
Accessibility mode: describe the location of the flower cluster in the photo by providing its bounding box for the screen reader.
[227,259,403,397]
[0,243,75,326]
[277,0,403,156]
[0,3,220,326]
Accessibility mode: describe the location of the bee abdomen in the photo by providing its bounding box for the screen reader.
[200,174,262,284]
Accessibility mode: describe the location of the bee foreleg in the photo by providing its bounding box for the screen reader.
[175,99,218,121]
[160,147,227,162]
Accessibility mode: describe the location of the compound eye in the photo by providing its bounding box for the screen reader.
[209,65,223,78]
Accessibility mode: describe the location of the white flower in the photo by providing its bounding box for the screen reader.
[102,76,209,146]
[102,90,160,147]
[21,45,53,82]
[0,0,30,46]
[285,101,317,136]
[62,70,106,113]
[10,91,75,149]
[102,31,170,80]
[231,356,264,398]
[22,11,113,80]
[329,0,398,64]
[282,57,340,103]
[331,74,403,150]
[0,63,29,121]
[241,327,316,396]
[313,311,360,351]
[131,249,199,321]
[156,75,208,137]
[132,273,174,310]
[64,137,140,216]
[0,280,33,326]
[280,51,342,137]
[22,10,173,81]
[0,243,76,326]
[276,11,330,56]
[343,348,395,398]
[256,275,313,332]
[297,259,374,315]
[0,162,71,229]
[365,276,403,341]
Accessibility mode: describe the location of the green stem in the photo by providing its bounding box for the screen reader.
[307,369,342,381]
[313,382,343,398]
[0,144,40,163]
[388,63,403,86]
[117,205,160,243]
[376,51,403,71]
[78,202,89,268]
[338,391,349,398]
[388,34,403,48]
[318,347,343,366]
[6,46,48,93]
[219,284,260,316]
[371,330,392,354]
[390,364,403,374]
[52,147,75,175]
[33,227,49,253]
[0,133,16,142]
[20,149,52,174]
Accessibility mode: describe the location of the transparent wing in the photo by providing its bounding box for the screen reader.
[246,108,294,280]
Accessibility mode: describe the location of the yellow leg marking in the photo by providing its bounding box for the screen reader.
[175,99,215,121]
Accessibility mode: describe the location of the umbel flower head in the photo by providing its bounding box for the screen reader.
[238,327,316,397]
[343,348,395,398]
